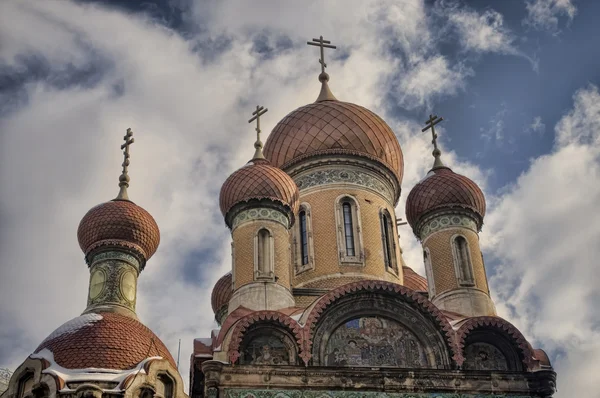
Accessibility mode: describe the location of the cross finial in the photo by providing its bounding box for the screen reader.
[421,114,445,169]
[116,128,134,200]
[248,105,268,160]
[307,35,336,82]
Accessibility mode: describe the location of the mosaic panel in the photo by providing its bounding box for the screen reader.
[232,208,289,229]
[420,215,477,240]
[463,343,509,371]
[240,335,291,366]
[325,317,427,368]
[225,390,533,398]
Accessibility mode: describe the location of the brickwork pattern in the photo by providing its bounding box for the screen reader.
[35,312,175,369]
[291,187,403,288]
[294,295,318,308]
[424,227,489,296]
[263,101,404,182]
[232,220,291,290]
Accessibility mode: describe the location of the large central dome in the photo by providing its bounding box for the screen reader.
[263,100,404,183]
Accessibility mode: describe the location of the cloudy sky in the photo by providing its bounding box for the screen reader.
[0,0,598,396]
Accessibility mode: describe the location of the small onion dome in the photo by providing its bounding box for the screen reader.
[211,272,233,314]
[405,166,486,233]
[402,266,428,292]
[219,159,300,227]
[263,101,404,185]
[77,199,160,265]
[35,312,176,370]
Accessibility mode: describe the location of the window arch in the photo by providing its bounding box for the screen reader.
[294,203,315,274]
[156,374,174,398]
[334,195,364,265]
[379,209,397,273]
[17,372,34,398]
[423,248,435,297]
[452,235,475,286]
[254,228,274,279]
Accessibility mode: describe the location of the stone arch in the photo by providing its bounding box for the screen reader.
[228,311,304,364]
[456,316,535,370]
[304,280,460,367]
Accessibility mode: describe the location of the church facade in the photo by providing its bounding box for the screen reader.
[190,38,557,398]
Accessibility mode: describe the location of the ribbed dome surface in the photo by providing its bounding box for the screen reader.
[35,312,175,370]
[219,159,299,217]
[77,200,160,261]
[402,266,428,292]
[263,101,403,183]
[211,273,233,313]
[405,167,486,229]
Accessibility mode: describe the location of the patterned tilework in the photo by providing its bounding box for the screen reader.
[293,295,318,308]
[291,188,402,288]
[35,312,175,369]
[77,199,160,261]
[232,220,291,290]
[219,159,299,219]
[405,167,485,232]
[424,227,488,295]
[225,390,533,398]
[211,272,233,314]
[263,101,404,183]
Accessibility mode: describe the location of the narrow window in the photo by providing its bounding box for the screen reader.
[257,229,271,274]
[453,236,474,285]
[380,212,394,269]
[423,248,435,296]
[299,210,309,265]
[342,202,355,256]
[157,374,173,398]
[17,373,34,398]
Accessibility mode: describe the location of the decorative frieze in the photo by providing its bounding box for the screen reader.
[224,390,533,398]
[420,214,477,240]
[90,250,140,270]
[232,208,289,229]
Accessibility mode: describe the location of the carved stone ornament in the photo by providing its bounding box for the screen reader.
[87,256,138,311]
[232,207,289,229]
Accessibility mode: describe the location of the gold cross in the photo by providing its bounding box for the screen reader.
[116,128,134,200]
[307,36,336,74]
[248,106,268,160]
[422,114,444,153]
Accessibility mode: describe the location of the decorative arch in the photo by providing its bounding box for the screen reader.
[451,234,475,286]
[303,280,460,367]
[379,208,398,273]
[228,311,305,365]
[294,202,315,274]
[334,194,364,265]
[254,227,274,280]
[456,316,535,370]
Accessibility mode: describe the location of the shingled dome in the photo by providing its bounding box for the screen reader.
[263,101,404,184]
[35,312,175,370]
[77,199,160,263]
[219,159,299,224]
[405,167,486,230]
[211,272,233,314]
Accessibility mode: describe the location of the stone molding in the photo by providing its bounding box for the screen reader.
[231,207,289,230]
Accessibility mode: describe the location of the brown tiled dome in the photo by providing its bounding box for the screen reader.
[402,266,428,292]
[263,101,404,183]
[405,167,486,230]
[35,312,175,370]
[219,159,300,218]
[77,200,160,262]
[211,273,232,314]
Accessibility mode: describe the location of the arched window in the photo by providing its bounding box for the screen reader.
[380,210,397,272]
[335,196,364,265]
[255,228,274,279]
[17,372,34,398]
[452,235,474,286]
[294,203,315,274]
[423,248,435,296]
[299,210,309,265]
[156,374,174,398]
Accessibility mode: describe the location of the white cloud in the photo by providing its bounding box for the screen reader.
[526,115,546,135]
[448,8,518,55]
[481,85,600,397]
[524,0,577,32]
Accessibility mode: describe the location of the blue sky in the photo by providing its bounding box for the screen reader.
[0,1,598,396]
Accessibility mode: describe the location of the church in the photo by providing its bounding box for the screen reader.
[1,37,556,398]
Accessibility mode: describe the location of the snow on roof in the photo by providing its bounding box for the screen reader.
[30,349,162,393]
[194,338,212,346]
[40,313,103,345]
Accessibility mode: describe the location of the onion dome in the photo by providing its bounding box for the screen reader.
[263,100,404,184]
[219,158,300,227]
[405,166,486,231]
[402,266,428,292]
[77,199,160,264]
[35,312,175,369]
[211,273,233,325]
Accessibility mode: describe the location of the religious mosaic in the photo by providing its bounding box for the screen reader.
[224,389,534,398]
[463,342,509,371]
[240,335,291,366]
[324,317,427,368]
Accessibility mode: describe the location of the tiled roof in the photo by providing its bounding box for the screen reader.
[263,101,404,183]
[402,266,428,292]
[219,159,299,217]
[405,167,486,229]
[211,273,232,314]
[35,312,176,370]
[77,200,160,261]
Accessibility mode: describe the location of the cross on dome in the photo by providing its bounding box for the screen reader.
[421,114,445,169]
[116,128,135,200]
[248,105,268,160]
[307,35,338,102]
